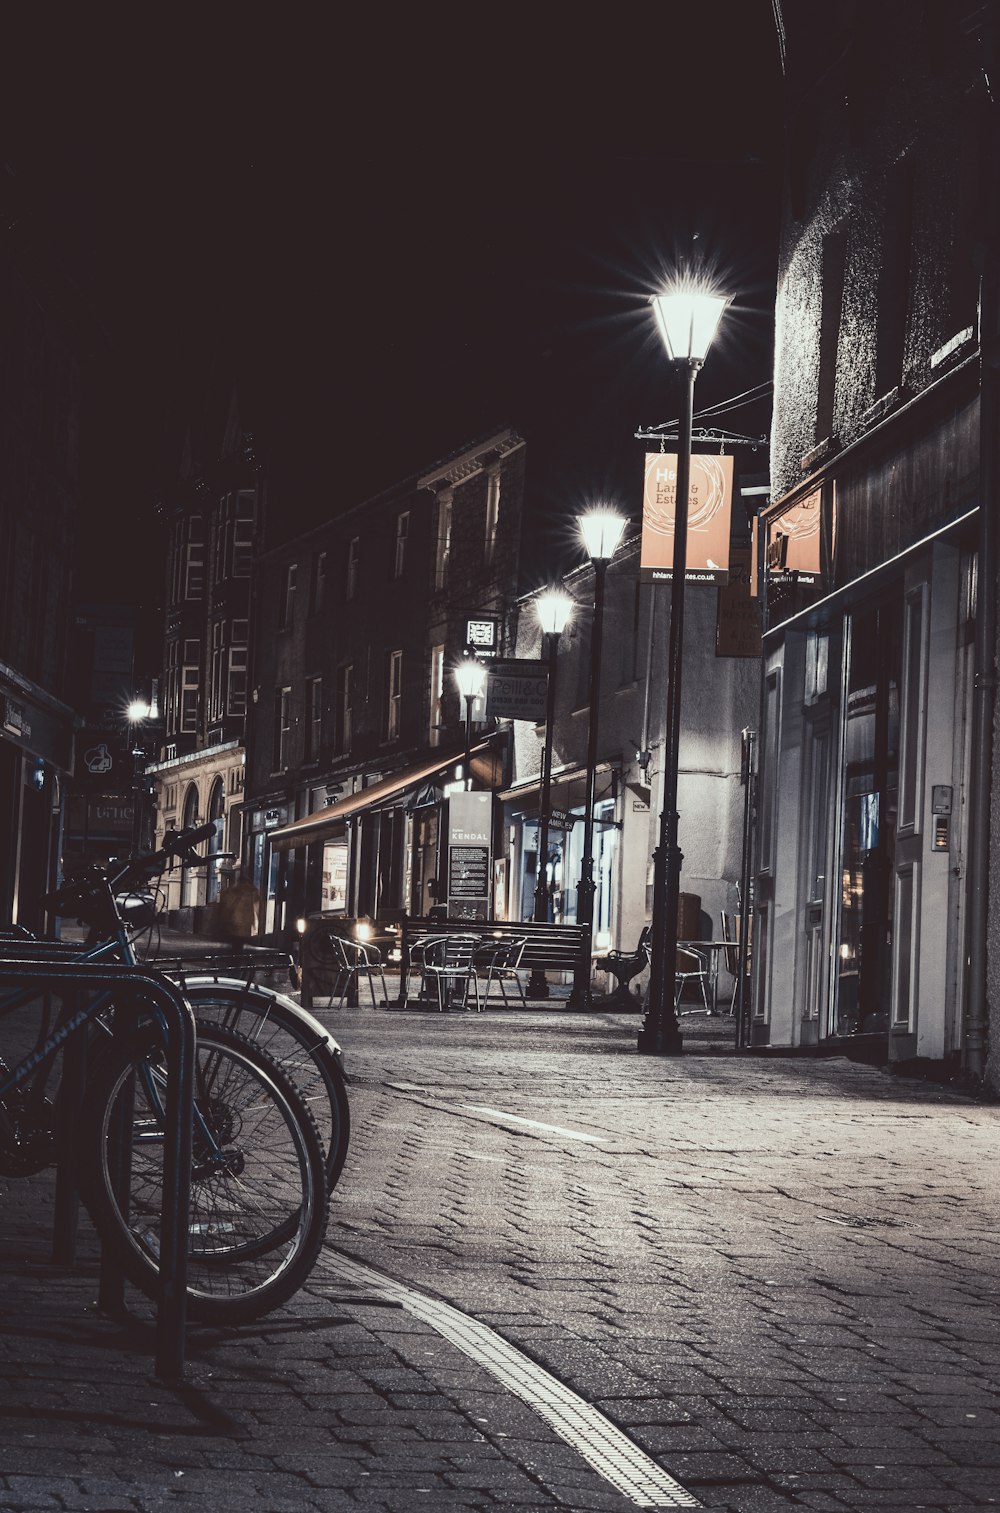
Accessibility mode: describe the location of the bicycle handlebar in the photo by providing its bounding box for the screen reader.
[41,822,221,918]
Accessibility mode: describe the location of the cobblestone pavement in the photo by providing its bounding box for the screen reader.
[3,984,1000,1512]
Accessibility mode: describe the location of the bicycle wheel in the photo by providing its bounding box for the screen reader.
[81,1021,329,1324]
[179,983,350,1191]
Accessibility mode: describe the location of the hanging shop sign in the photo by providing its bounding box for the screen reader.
[548,808,577,831]
[716,547,762,657]
[640,452,734,584]
[766,486,822,581]
[486,660,549,722]
[463,615,501,659]
[447,789,492,921]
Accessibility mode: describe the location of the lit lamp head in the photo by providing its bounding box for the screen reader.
[126,699,151,724]
[651,286,729,364]
[453,656,487,702]
[534,586,574,637]
[579,507,627,565]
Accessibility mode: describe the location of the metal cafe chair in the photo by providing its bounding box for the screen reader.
[720,912,741,1016]
[421,934,481,1012]
[674,944,711,1015]
[311,931,388,1008]
[480,936,528,1008]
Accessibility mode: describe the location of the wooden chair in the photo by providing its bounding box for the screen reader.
[421,934,481,1011]
[481,936,528,1008]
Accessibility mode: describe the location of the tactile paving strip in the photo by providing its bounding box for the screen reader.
[320,1249,701,1510]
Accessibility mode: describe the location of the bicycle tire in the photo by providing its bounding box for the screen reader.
[177,982,350,1191]
[81,1021,329,1324]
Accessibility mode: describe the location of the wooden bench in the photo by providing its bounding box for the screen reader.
[397,916,590,1004]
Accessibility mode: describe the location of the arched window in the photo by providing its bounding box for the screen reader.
[180,784,200,907]
[206,776,226,903]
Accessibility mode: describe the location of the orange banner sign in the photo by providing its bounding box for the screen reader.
[641,453,734,584]
[767,486,822,579]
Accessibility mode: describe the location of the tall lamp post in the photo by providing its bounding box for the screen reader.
[453,655,487,791]
[126,698,151,856]
[529,585,574,998]
[638,284,729,1056]
[568,508,627,1009]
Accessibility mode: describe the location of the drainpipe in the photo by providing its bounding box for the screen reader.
[965,50,1000,1080]
[966,267,998,1080]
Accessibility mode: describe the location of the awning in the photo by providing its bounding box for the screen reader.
[267,732,505,853]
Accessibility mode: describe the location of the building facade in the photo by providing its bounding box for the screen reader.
[247,428,525,935]
[506,532,759,996]
[147,390,261,924]
[753,3,996,1078]
[0,237,80,929]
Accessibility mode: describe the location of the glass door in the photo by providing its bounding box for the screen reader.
[835,591,902,1040]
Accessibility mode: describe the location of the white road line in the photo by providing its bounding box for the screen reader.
[320,1250,700,1510]
[459,1105,608,1142]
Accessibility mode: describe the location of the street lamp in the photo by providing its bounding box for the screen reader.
[638,282,729,1056]
[126,698,152,855]
[453,655,487,791]
[529,585,574,998]
[568,507,627,1008]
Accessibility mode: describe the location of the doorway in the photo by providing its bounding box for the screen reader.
[833,591,902,1041]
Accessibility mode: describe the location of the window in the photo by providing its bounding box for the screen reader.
[387,649,402,740]
[170,520,184,605]
[429,643,444,746]
[310,551,327,614]
[346,537,360,599]
[209,619,226,722]
[485,472,500,563]
[394,512,409,579]
[305,676,323,761]
[228,620,249,718]
[434,496,452,590]
[213,496,229,586]
[279,563,297,628]
[165,638,180,734]
[274,687,292,770]
[228,640,248,717]
[184,518,204,600]
[232,491,255,577]
[336,664,353,754]
[181,657,200,734]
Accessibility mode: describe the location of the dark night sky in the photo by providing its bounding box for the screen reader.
[6,6,784,604]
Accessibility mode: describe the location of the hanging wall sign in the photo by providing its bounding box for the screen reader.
[486,660,548,721]
[640,452,734,584]
[766,486,822,580]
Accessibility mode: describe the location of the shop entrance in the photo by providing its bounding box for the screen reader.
[834,591,903,1041]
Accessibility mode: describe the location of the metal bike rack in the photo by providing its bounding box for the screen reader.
[0,955,197,1381]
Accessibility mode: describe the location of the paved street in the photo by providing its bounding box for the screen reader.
[3,996,1000,1512]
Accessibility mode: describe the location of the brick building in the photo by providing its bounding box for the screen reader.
[0,214,80,929]
[752,2,998,1079]
[249,428,524,934]
[146,389,262,923]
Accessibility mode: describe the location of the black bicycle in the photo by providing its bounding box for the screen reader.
[45,823,350,1194]
[1,928,329,1324]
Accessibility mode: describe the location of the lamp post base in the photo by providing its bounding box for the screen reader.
[527,969,550,999]
[637,1025,684,1056]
